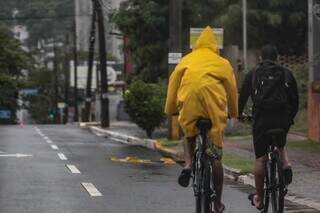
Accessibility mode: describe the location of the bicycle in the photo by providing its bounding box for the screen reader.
[192,118,216,213]
[261,128,287,213]
[240,115,287,213]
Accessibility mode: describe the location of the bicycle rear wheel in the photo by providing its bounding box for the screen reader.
[271,151,285,213]
[194,156,212,213]
[200,160,212,213]
[262,169,270,213]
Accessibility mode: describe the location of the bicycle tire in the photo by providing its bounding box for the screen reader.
[194,150,202,213]
[200,160,212,213]
[271,151,285,213]
[262,164,271,213]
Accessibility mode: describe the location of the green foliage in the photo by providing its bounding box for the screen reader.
[0,73,18,109]
[0,73,18,124]
[0,28,33,76]
[0,0,73,48]
[217,0,307,55]
[25,95,52,124]
[112,0,169,82]
[124,80,166,138]
[24,68,52,94]
[290,64,308,110]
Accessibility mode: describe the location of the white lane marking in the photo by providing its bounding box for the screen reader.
[0,153,33,158]
[51,145,59,150]
[46,139,53,144]
[81,182,103,197]
[66,164,81,174]
[43,136,49,140]
[58,153,67,160]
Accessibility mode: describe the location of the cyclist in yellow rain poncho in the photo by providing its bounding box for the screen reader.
[165,26,238,213]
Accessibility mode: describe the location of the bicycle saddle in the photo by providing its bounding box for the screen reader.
[196,119,212,131]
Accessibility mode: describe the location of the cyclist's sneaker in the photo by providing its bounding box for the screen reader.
[178,168,191,187]
[283,166,293,185]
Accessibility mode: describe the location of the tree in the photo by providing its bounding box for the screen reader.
[0,27,33,76]
[218,0,307,55]
[112,0,169,82]
[10,0,74,48]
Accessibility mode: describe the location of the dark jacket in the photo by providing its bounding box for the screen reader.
[238,61,299,126]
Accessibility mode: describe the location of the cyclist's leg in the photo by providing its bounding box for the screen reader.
[252,127,268,208]
[278,147,290,168]
[183,136,196,169]
[277,132,292,185]
[211,159,224,212]
[254,155,267,207]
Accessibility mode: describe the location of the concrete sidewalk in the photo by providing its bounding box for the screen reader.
[82,121,320,211]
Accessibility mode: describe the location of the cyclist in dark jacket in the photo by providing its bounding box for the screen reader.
[238,45,299,210]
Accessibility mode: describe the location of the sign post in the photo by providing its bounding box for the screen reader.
[168,0,182,140]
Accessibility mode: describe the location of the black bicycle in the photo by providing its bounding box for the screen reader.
[240,115,287,213]
[261,128,287,213]
[192,118,216,213]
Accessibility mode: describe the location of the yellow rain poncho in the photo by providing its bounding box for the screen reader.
[165,26,238,148]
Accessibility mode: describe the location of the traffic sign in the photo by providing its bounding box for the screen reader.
[190,28,224,49]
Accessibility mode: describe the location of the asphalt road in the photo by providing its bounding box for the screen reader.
[0,125,318,213]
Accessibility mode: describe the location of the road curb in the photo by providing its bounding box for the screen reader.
[87,125,251,183]
[87,125,320,211]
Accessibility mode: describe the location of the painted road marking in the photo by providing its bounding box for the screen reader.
[46,139,53,144]
[81,183,103,197]
[51,145,59,150]
[58,153,67,160]
[66,164,81,174]
[43,136,49,140]
[0,153,32,158]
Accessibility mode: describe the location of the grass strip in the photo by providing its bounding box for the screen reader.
[223,152,254,175]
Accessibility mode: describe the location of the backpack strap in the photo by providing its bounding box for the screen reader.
[251,63,262,91]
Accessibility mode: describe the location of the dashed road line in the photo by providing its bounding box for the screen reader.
[46,139,53,144]
[58,153,67,160]
[43,136,49,140]
[81,182,103,197]
[66,164,81,174]
[51,144,59,150]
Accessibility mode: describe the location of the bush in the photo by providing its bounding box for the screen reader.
[25,95,52,124]
[124,80,166,138]
[0,73,18,124]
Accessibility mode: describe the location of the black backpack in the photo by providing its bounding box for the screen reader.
[252,61,289,112]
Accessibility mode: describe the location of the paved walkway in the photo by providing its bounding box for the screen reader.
[224,135,320,203]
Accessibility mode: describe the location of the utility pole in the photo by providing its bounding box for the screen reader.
[94,0,110,128]
[168,0,182,140]
[84,5,97,122]
[308,0,320,142]
[53,42,59,124]
[242,0,248,72]
[73,17,79,122]
[64,34,70,124]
